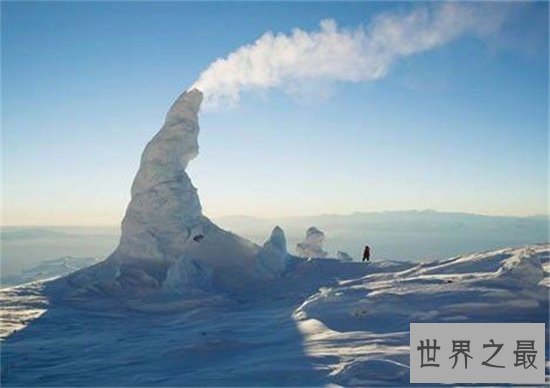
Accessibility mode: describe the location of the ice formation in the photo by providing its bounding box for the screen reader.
[57,89,286,298]
[256,226,290,278]
[337,251,354,262]
[296,227,328,258]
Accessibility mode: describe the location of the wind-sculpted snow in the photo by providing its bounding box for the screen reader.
[293,245,549,386]
[2,245,547,386]
[0,282,48,340]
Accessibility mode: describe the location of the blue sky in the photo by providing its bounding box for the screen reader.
[2,2,548,225]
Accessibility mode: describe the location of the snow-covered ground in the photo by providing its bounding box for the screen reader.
[1,257,102,289]
[1,244,548,386]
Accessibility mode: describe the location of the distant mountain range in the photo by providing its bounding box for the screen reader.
[2,210,547,283]
[214,210,548,261]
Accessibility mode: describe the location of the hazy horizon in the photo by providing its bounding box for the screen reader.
[2,209,547,285]
[1,208,548,228]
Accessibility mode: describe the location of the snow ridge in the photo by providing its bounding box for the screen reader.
[1,245,547,386]
[293,245,549,385]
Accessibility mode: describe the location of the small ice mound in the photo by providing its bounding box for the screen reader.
[296,226,328,258]
[256,226,290,278]
[488,248,544,288]
[414,248,516,276]
[162,257,213,296]
[540,252,550,287]
[337,251,354,262]
[331,359,409,386]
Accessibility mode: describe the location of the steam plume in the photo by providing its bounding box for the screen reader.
[193,3,510,108]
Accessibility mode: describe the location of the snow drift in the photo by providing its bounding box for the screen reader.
[292,245,549,386]
[2,245,548,386]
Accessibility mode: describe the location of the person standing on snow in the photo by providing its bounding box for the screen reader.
[362,245,371,262]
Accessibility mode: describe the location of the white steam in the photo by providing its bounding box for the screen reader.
[193,3,510,108]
